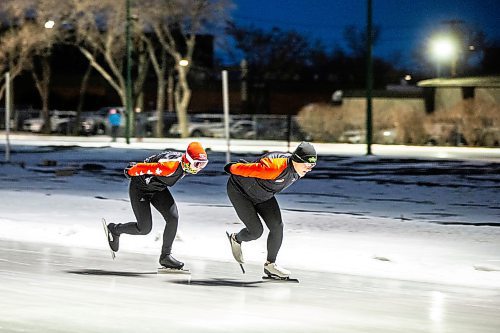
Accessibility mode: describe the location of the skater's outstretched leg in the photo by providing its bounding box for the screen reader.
[112,184,153,236]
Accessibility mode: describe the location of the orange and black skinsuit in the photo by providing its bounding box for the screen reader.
[225,152,300,263]
[110,151,185,258]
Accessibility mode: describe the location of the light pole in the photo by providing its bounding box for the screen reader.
[4,72,11,162]
[125,0,133,144]
[365,0,373,155]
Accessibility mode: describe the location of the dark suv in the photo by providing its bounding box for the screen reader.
[80,107,125,135]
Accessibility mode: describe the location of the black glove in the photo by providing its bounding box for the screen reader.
[123,162,137,179]
[224,162,236,174]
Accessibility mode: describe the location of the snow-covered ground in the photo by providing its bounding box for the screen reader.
[1,135,499,290]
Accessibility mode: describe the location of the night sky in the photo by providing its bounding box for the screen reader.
[229,0,500,69]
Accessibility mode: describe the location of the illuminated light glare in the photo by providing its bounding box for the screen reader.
[179,59,189,67]
[431,38,456,61]
[44,20,55,29]
[404,74,412,81]
[383,131,392,137]
[469,45,475,51]
[430,291,445,322]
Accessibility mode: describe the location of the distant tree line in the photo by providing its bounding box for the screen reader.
[1,0,497,135]
[226,20,498,86]
[225,23,405,89]
[0,0,229,137]
[223,19,498,114]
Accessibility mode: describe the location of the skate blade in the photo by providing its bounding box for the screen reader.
[157,267,190,274]
[225,231,245,274]
[101,218,116,260]
[262,275,299,283]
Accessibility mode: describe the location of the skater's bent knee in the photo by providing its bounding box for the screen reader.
[138,229,151,235]
[247,226,264,240]
[135,224,152,235]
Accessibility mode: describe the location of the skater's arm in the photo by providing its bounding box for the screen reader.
[127,161,179,177]
[227,157,288,179]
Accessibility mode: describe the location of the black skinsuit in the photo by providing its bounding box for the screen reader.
[113,151,185,257]
[226,152,300,263]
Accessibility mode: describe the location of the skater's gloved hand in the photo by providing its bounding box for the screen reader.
[224,163,236,174]
[123,162,137,179]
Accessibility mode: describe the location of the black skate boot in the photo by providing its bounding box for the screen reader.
[159,254,184,269]
[106,223,120,252]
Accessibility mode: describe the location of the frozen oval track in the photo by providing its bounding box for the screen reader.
[0,240,499,333]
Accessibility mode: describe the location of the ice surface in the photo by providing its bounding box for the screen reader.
[2,240,499,333]
[0,137,499,290]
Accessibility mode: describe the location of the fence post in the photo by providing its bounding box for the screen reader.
[222,70,230,163]
[5,72,11,162]
[287,114,292,152]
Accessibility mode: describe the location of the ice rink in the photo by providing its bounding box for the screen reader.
[0,136,499,332]
[1,240,500,333]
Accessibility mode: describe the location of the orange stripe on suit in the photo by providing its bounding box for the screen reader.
[229,157,289,180]
[128,161,180,177]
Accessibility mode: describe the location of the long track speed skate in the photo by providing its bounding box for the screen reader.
[263,262,299,282]
[101,218,116,260]
[157,267,190,274]
[157,255,190,274]
[262,275,299,283]
[226,231,245,274]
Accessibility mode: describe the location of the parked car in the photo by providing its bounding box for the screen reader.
[424,123,467,146]
[80,106,125,135]
[253,117,312,141]
[210,120,258,139]
[338,129,365,143]
[337,128,397,144]
[168,114,225,137]
[23,110,77,133]
[375,128,398,144]
[145,112,178,137]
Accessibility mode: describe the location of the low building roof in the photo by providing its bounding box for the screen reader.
[417,76,500,88]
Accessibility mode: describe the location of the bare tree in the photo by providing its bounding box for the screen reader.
[69,0,129,106]
[142,33,171,137]
[67,0,153,139]
[0,0,67,133]
[28,31,58,133]
[227,24,313,80]
[142,0,231,138]
[0,27,34,104]
[2,0,231,138]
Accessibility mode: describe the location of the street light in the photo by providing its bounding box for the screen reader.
[44,20,55,29]
[430,36,457,77]
[179,59,189,67]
